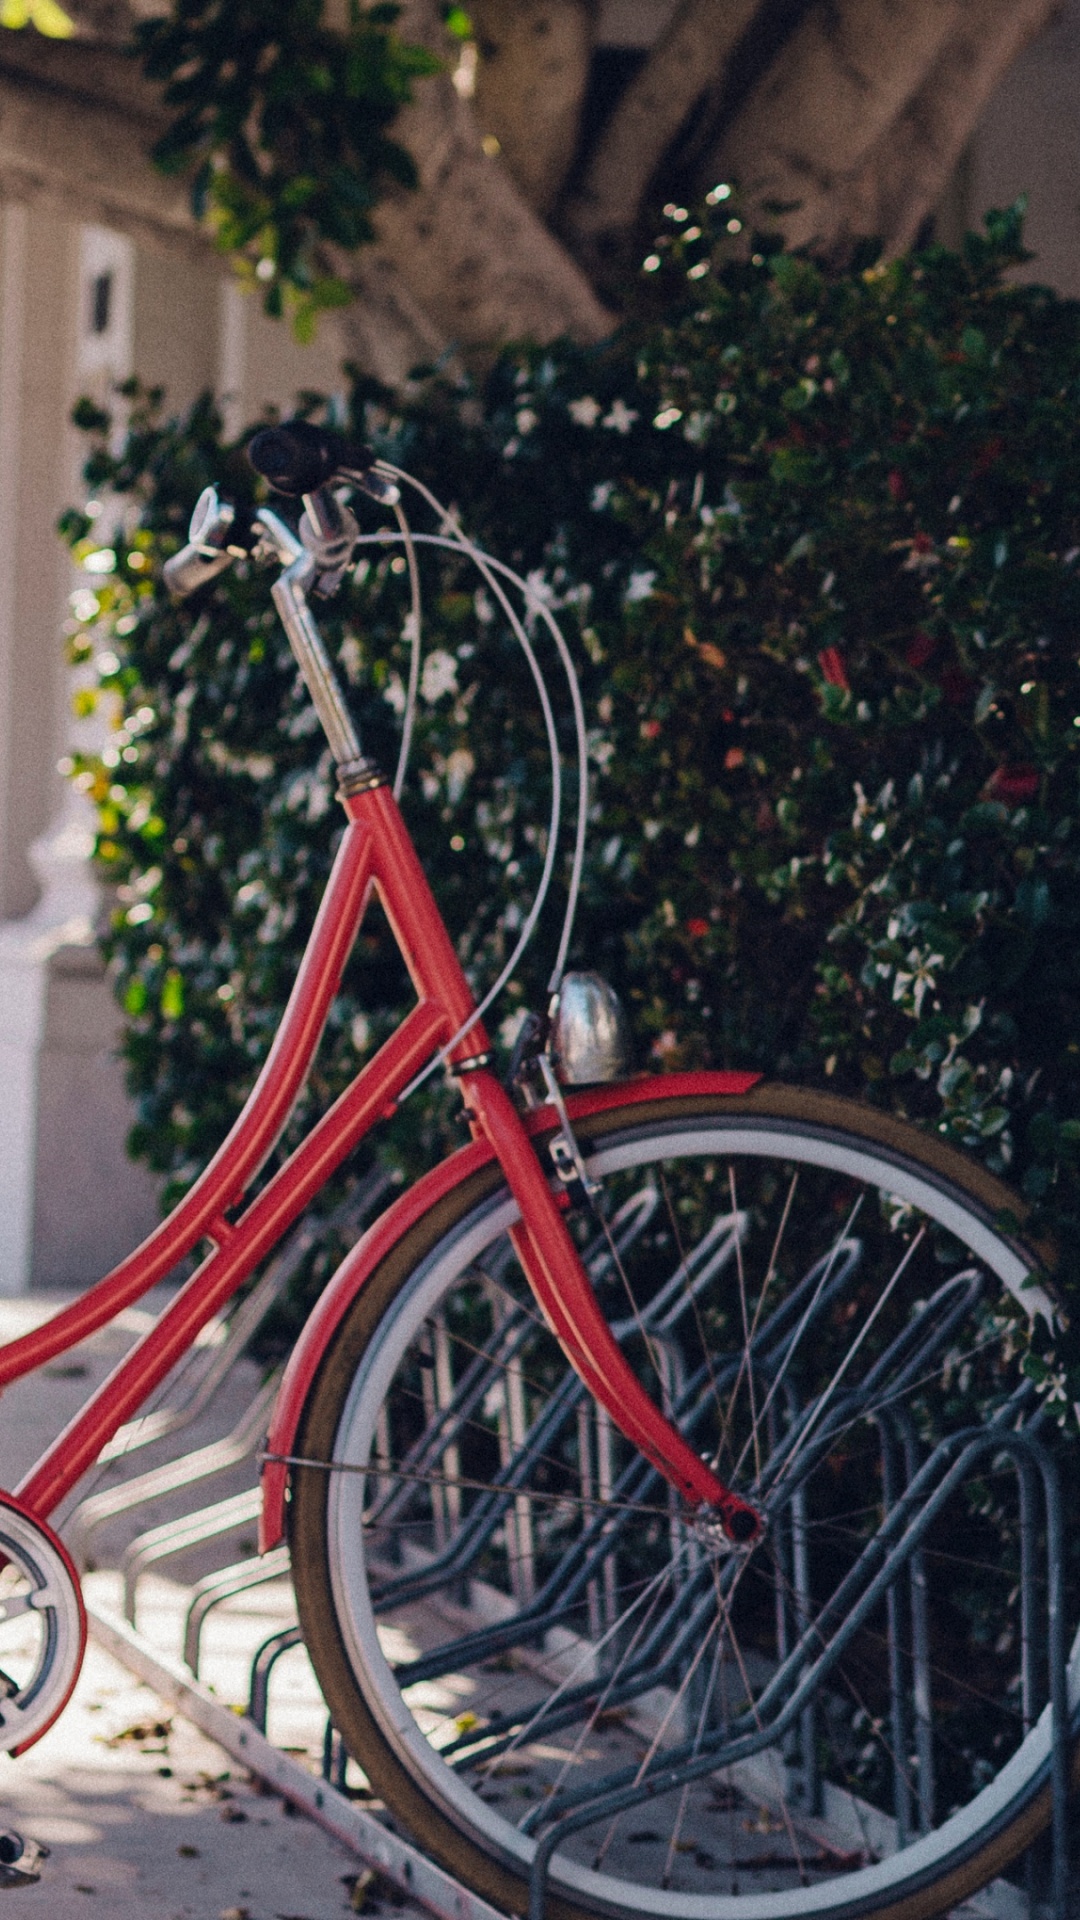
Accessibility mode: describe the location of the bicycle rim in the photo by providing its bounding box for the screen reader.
[291,1086,1079,1920]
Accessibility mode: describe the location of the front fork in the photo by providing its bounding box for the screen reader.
[458,1070,762,1545]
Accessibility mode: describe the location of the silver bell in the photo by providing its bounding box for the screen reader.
[550,972,633,1085]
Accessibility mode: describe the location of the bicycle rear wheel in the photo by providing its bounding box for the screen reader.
[291,1083,1078,1920]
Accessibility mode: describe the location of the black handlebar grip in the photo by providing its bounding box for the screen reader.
[247,420,374,497]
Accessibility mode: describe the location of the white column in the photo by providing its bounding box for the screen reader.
[218,278,248,440]
[0,201,37,1291]
[0,214,157,1293]
[0,201,27,920]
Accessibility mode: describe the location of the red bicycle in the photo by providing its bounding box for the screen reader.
[0,421,1072,1920]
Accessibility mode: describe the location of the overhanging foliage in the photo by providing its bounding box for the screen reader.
[134,0,441,338]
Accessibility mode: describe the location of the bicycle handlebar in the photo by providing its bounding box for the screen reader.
[165,421,397,603]
[247,420,375,497]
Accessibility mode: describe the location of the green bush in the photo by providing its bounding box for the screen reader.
[62,203,1080,1406]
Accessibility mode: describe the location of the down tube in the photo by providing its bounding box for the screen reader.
[17,999,448,1522]
[0,817,377,1388]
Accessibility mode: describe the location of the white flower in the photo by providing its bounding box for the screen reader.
[603,399,638,434]
[653,406,683,430]
[499,1006,529,1050]
[421,649,458,703]
[625,569,657,604]
[591,481,614,511]
[569,395,602,427]
[893,949,945,1018]
[444,747,475,803]
[525,568,555,612]
[516,408,538,434]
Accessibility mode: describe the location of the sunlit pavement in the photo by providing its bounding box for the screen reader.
[0,1610,361,1919]
[0,1293,405,1919]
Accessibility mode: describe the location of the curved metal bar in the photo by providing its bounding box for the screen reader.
[248,1622,305,1733]
[525,1420,1068,1920]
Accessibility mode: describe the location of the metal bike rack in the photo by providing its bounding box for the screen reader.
[520,1401,1074,1920]
[73,1170,510,1920]
[248,1620,304,1732]
[183,1544,292,1675]
[78,1180,1075,1920]
[73,1177,391,1625]
[87,1604,503,1920]
[93,1170,390,1466]
[71,1373,280,1570]
[122,1485,264,1624]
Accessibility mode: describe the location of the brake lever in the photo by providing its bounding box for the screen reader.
[163,486,256,599]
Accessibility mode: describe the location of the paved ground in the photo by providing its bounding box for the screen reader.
[0,1292,401,1920]
[0,1625,362,1920]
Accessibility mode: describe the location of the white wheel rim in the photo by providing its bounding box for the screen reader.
[325,1119,1076,1919]
[0,1505,83,1753]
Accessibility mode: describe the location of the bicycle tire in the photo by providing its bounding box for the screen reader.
[290,1083,1079,1920]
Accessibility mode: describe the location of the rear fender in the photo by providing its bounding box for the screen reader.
[259,1069,759,1549]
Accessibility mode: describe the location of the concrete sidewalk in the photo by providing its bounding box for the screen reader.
[0,1622,361,1920]
[0,1292,398,1920]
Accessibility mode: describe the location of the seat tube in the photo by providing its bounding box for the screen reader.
[341,784,492,1067]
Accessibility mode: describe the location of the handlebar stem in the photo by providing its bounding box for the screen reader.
[257,506,376,782]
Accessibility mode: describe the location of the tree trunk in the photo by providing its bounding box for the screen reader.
[470,0,595,218]
[821,0,1057,257]
[369,0,612,355]
[561,0,765,279]
[1,0,1061,375]
[704,0,968,250]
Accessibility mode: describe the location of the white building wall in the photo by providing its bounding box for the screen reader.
[965,0,1080,296]
[0,197,345,1292]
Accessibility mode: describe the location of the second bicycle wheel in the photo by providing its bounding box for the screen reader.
[290,1083,1079,1920]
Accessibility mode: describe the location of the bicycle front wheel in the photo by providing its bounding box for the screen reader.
[291,1083,1078,1920]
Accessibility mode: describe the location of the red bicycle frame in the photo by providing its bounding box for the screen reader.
[2,779,759,1543]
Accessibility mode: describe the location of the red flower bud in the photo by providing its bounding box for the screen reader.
[887,468,906,502]
[987,764,1039,805]
[687,918,709,938]
[817,646,850,692]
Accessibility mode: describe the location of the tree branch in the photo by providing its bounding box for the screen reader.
[470,0,594,218]
[825,0,1057,257]
[561,0,764,276]
[706,0,970,249]
[368,0,613,352]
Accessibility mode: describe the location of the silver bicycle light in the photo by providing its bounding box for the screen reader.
[550,972,634,1083]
